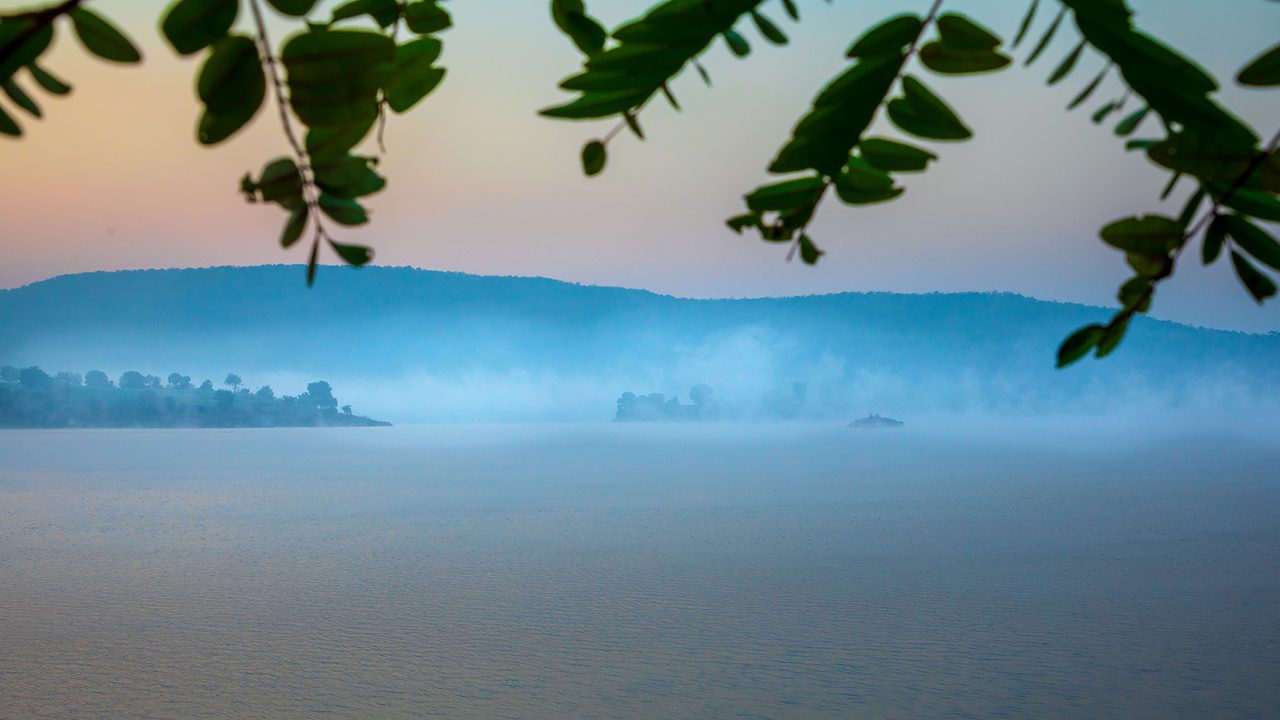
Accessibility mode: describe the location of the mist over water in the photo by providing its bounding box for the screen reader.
[3,421,1278,719]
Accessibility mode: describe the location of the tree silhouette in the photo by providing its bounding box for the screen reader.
[84,370,112,388]
[224,373,242,392]
[119,371,147,389]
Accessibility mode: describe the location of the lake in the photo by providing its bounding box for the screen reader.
[1,421,1277,718]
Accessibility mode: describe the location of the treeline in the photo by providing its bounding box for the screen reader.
[0,366,389,428]
[616,385,723,422]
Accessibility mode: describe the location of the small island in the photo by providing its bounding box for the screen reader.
[849,414,904,429]
[0,366,389,429]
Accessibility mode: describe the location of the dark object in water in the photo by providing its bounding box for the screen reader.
[849,414,904,429]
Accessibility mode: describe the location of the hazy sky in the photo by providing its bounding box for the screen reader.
[1,0,1277,331]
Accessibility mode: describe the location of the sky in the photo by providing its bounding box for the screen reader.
[1,0,1277,332]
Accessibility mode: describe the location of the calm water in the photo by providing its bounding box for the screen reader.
[1,422,1277,719]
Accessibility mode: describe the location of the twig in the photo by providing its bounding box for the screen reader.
[247,0,330,281]
[0,0,85,70]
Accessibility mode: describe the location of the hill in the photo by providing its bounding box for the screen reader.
[1,266,1276,422]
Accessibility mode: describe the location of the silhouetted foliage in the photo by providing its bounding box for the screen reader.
[0,1,1275,365]
[84,369,111,388]
[119,370,146,389]
[0,365,388,428]
[616,385,723,421]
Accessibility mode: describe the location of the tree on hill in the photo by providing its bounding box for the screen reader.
[304,380,338,410]
[119,371,147,390]
[85,370,112,388]
[54,371,83,387]
[19,366,52,391]
[224,373,242,392]
[168,373,192,389]
[0,0,1276,366]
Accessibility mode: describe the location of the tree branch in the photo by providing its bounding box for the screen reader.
[247,0,331,283]
[0,0,85,71]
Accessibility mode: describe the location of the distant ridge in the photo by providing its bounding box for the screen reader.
[1,266,1275,420]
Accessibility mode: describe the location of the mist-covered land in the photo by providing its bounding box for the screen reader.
[1,265,1276,424]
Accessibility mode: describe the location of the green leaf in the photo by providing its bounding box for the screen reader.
[328,239,374,265]
[281,207,308,248]
[70,8,142,63]
[1099,215,1182,255]
[835,157,901,205]
[551,0,606,56]
[318,193,369,225]
[0,103,20,137]
[886,75,972,141]
[404,2,451,35]
[845,14,921,59]
[305,115,376,161]
[1146,131,1254,183]
[726,213,760,233]
[723,29,750,57]
[313,154,386,198]
[27,63,71,95]
[1067,63,1108,109]
[161,0,239,56]
[1095,317,1129,358]
[384,37,446,113]
[1024,6,1063,66]
[1057,324,1105,367]
[1091,100,1118,124]
[1113,106,1148,136]
[781,0,799,22]
[919,42,1011,75]
[0,19,54,80]
[282,29,394,127]
[282,29,395,84]
[256,158,304,209]
[623,110,643,139]
[1223,214,1280,271]
[3,79,40,117]
[196,35,265,145]
[1126,251,1170,279]
[1212,185,1280,223]
[745,176,825,213]
[1231,251,1277,303]
[1236,43,1280,87]
[267,0,318,17]
[1177,186,1206,230]
[751,11,787,46]
[770,54,905,174]
[1202,214,1227,265]
[539,88,650,119]
[1047,40,1084,85]
[1117,276,1152,312]
[798,234,823,265]
[582,140,606,176]
[1012,0,1039,48]
[935,13,1002,51]
[859,137,936,172]
[331,0,400,28]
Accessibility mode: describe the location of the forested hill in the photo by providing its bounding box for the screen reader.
[1,266,1276,421]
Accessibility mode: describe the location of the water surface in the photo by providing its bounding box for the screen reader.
[1,422,1277,718]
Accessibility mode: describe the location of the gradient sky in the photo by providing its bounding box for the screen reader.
[1,0,1277,331]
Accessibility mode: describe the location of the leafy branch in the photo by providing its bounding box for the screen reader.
[542,0,809,177]
[1018,0,1280,364]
